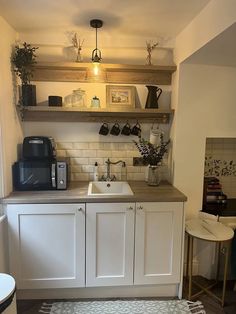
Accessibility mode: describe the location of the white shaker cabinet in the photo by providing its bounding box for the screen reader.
[134,202,184,285]
[7,203,85,289]
[86,203,135,287]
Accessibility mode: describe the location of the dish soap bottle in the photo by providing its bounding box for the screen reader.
[94,162,99,181]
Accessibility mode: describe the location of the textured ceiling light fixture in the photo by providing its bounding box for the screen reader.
[90,19,103,75]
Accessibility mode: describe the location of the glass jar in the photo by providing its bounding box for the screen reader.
[63,93,73,107]
[71,88,86,108]
[91,96,100,108]
[147,165,161,186]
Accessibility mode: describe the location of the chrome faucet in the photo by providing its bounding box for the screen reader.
[101,158,126,181]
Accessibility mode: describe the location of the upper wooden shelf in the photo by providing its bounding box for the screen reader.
[33,62,177,85]
[19,106,174,123]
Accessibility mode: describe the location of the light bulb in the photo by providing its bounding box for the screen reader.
[93,62,100,76]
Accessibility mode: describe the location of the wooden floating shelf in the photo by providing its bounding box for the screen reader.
[33,62,177,85]
[19,106,174,123]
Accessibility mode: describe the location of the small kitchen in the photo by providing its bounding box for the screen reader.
[1,1,236,313]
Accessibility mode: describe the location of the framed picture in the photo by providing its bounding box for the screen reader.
[106,85,135,109]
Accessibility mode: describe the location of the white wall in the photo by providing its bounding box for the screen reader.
[0,16,23,197]
[173,64,236,218]
[174,0,236,64]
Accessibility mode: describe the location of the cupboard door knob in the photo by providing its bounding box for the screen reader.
[127,206,133,211]
[78,208,83,212]
[137,206,143,210]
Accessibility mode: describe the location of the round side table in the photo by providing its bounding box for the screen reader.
[185,218,234,307]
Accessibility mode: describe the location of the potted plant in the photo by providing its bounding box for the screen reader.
[134,133,170,185]
[12,42,38,106]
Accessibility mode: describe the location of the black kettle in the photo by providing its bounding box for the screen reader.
[145,85,162,109]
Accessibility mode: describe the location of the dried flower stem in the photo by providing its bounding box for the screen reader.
[146,40,158,65]
[72,33,84,62]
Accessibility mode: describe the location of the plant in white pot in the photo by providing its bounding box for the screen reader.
[12,42,38,106]
[134,133,170,186]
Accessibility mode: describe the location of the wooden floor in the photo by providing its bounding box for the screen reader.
[17,278,236,314]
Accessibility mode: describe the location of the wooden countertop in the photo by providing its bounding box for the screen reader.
[2,181,187,204]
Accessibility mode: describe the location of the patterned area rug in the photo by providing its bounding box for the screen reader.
[39,299,206,314]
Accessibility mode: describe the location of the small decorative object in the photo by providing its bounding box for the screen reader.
[134,134,170,186]
[48,96,62,107]
[91,96,100,108]
[71,32,84,62]
[12,42,38,106]
[146,40,158,65]
[71,88,86,107]
[106,85,135,109]
[145,85,162,109]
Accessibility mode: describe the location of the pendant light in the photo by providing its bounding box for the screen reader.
[90,19,103,75]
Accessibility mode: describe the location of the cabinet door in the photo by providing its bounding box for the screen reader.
[7,203,85,289]
[134,202,184,285]
[86,203,135,287]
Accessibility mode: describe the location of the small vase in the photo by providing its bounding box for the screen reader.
[21,84,36,106]
[147,165,161,186]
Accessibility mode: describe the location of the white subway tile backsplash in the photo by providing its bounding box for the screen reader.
[81,165,94,173]
[57,150,66,157]
[57,142,169,182]
[89,158,104,165]
[71,173,90,181]
[70,165,82,172]
[82,150,97,157]
[67,150,84,157]
[56,142,73,150]
[73,143,89,149]
[97,150,112,158]
[70,157,89,165]
[111,150,127,158]
[89,142,103,149]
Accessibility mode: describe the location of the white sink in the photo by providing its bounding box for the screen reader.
[88,181,134,196]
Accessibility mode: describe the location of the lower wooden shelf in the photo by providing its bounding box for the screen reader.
[18,106,174,123]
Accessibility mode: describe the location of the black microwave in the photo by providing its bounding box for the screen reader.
[13,160,68,191]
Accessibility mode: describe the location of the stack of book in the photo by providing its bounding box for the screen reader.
[203,177,227,209]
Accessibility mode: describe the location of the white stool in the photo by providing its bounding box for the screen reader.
[185,218,234,307]
[0,273,16,314]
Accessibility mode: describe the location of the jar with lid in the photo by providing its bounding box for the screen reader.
[91,96,100,108]
[71,88,86,108]
[63,93,73,107]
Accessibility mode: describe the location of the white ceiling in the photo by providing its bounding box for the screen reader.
[0,0,210,47]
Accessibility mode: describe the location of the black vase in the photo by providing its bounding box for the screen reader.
[21,85,36,106]
[145,85,162,109]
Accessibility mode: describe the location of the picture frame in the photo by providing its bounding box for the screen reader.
[106,85,136,109]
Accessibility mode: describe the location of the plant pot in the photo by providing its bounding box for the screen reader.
[147,165,161,186]
[21,85,36,106]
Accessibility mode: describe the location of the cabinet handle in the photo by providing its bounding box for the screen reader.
[126,206,133,211]
[137,206,144,210]
[78,208,83,212]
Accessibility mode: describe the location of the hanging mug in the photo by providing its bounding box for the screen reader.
[99,123,109,136]
[110,122,121,136]
[131,122,141,136]
[121,122,131,136]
